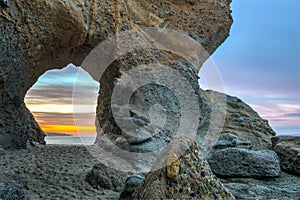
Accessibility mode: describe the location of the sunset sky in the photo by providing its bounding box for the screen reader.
[25,66,99,135]
[25,0,300,136]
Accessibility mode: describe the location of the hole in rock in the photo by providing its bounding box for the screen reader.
[25,64,99,145]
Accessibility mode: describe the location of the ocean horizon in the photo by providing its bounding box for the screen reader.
[45,135,96,145]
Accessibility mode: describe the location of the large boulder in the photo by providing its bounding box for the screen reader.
[207,148,281,178]
[272,136,300,176]
[132,141,235,200]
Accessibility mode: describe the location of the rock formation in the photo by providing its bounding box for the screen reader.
[0,0,232,149]
[1,0,237,198]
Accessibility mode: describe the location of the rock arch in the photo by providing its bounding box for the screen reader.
[0,0,232,149]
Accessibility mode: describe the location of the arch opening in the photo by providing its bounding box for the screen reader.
[25,65,99,145]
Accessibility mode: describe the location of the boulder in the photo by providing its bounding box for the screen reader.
[0,182,30,200]
[132,141,235,200]
[207,148,281,178]
[86,163,127,192]
[272,136,300,176]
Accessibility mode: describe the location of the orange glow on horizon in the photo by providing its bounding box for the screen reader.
[40,124,96,135]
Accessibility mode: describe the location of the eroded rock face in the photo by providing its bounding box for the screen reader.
[94,0,233,154]
[198,90,276,151]
[1,0,232,149]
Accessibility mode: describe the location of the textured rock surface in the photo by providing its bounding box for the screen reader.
[0,182,30,200]
[0,0,232,150]
[213,133,252,150]
[119,174,145,200]
[207,148,281,178]
[198,90,276,152]
[272,136,300,176]
[132,141,235,199]
[221,172,300,200]
[86,163,127,192]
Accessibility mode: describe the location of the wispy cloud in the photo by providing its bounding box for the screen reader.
[284,112,300,117]
[25,65,99,134]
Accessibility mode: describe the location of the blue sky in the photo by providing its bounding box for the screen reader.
[209,0,300,135]
[25,0,300,136]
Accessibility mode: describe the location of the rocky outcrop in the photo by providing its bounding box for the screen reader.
[0,182,30,200]
[272,136,300,176]
[207,148,281,178]
[131,141,235,200]
[198,90,276,152]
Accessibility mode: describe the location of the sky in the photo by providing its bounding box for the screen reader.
[25,66,99,135]
[209,0,300,135]
[25,0,300,136]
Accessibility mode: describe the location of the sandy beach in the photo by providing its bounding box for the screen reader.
[0,145,119,199]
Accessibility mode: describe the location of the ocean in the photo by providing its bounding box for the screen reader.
[45,135,96,145]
